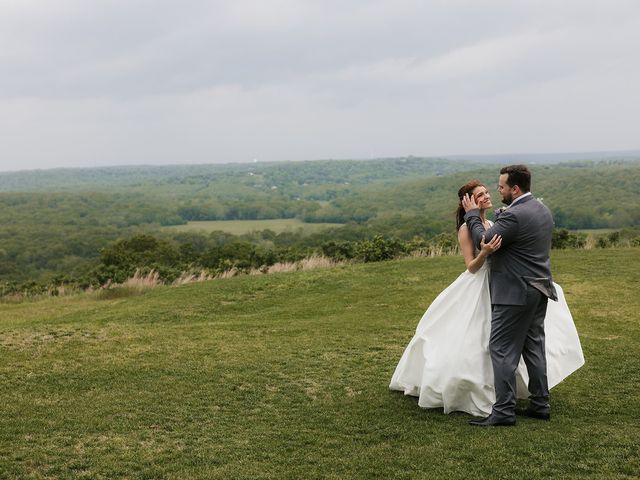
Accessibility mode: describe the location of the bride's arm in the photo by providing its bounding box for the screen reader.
[458,224,502,274]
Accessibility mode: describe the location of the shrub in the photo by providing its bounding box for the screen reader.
[355,235,404,262]
[552,229,586,249]
[321,241,356,261]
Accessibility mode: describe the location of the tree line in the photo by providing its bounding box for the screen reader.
[0,158,638,290]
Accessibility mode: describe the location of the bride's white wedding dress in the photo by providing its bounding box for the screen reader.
[389,261,585,417]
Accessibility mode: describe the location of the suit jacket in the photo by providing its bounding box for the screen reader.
[464,195,558,306]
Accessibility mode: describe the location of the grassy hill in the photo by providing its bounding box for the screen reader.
[1,249,638,479]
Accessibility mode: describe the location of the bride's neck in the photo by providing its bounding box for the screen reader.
[479,209,487,223]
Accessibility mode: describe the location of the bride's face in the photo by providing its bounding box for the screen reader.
[472,186,492,210]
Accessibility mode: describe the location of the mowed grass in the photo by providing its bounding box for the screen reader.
[0,249,638,479]
[164,218,344,235]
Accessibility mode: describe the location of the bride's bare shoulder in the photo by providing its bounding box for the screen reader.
[457,224,471,245]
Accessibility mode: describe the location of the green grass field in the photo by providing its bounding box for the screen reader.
[164,218,344,235]
[1,249,638,479]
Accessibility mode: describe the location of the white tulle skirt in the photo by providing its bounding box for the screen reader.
[389,263,585,416]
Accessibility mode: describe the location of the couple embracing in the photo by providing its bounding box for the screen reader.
[390,164,584,426]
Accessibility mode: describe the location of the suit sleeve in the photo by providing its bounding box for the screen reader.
[463,208,519,250]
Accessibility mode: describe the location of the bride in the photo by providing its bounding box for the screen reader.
[389,180,584,417]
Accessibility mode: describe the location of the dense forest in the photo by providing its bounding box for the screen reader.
[1,157,639,292]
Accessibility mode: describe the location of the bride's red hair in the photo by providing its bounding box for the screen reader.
[455,180,484,231]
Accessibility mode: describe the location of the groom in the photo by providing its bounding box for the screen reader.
[462,165,557,427]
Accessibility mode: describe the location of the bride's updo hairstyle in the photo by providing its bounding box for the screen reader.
[456,180,484,231]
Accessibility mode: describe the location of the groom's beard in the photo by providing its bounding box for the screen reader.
[502,192,513,205]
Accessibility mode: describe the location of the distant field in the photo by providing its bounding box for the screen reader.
[574,228,618,234]
[164,218,344,235]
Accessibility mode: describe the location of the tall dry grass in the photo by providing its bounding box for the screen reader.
[299,255,340,270]
[121,269,162,289]
[216,268,239,279]
[245,255,345,276]
[584,235,597,250]
[96,269,215,300]
[172,270,214,285]
[408,245,460,258]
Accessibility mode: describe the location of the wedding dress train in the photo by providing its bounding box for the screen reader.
[389,262,584,416]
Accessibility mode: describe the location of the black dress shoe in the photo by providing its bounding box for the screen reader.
[468,415,516,427]
[515,408,550,420]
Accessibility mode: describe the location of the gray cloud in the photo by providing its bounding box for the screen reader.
[1,0,639,170]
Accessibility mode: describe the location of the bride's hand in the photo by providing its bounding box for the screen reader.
[480,234,502,254]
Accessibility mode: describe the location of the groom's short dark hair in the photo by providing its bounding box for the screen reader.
[500,164,531,192]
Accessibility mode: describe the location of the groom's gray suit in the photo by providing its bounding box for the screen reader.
[464,194,557,420]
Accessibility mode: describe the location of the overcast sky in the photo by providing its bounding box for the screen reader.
[1,0,639,171]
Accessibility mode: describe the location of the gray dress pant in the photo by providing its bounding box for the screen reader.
[490,285,550,420]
